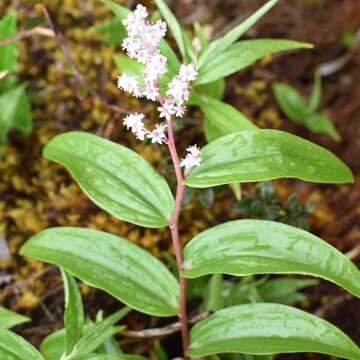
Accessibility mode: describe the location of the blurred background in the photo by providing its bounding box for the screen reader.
[0,1,359,359]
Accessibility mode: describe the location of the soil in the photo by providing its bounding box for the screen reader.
[1,0,360,359]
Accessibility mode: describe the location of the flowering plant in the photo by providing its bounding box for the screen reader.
[3,1,360,360]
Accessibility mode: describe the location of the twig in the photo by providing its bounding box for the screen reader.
[40,5,128,118]
[315,293,353,318]
[346,244,360,260]
[121,312,209,339]
[0,26,54,47]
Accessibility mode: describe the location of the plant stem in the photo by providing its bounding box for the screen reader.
[156,84,189,358]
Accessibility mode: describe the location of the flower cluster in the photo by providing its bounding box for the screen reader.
[180,145,202,172]
[117,4,201,171]
[158,63,198,120]
[123,113,167,144]
[118,4,167,101]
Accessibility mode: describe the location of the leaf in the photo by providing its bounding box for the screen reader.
[41,329,66,360]
[257,278,318,305]
[67,309,129,359]
[0,307,30,329]
[198,0,279,68]
[308,71,322,112]
[196,78,225,100]
[40,325,123,360]
[154,0,188,61]
[199,96,257,142]
[43,132,174,228]
[91,18,127,45]
[188,303,360,359]
[79,355,149,360]
[0,84,32,144]
[304,113,341,142]
[0,328,44,360]
[61,270,85,355]
[202,274,224,312]
[185,130,353,188]
[21,227,179,316]
[193,22,209,52]
[272,82,308,123]
[113,54,144,77]
[0,12,18,92]
[197,39,313,84]
[182,219,360,300]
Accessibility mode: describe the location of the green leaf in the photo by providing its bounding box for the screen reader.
[61,270,85,355]
[0,328,44,360]
[43,131,174,228]
[193,22,209,52]
[0,12,18,92]
[257,278,318,305]
[21,227,179,316]
[202,274,223,312]
[185,130,353,188]
[182,219,360,299]
[199,96,257,142]
[198,0,279,68]
[79,355,149,360]
[41,329,66,360]
[91,18,126,45]
[66,309,128,359]
[304,113,341,142]
[0,307,30,329]
[0,84,32,144]
[154,0,188,61]
[308,71,322,112]
[196,78,225,100]
[188,303,360,359]
[272,82,308,123]
[197,39,313,84]
[113,54,143,77]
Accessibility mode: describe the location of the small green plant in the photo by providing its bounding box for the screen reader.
[3,2,360,360]
[273,71,341,141]
[0,12,32,145]
[234,181,315,230]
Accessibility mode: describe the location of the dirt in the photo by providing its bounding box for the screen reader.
[1,0,360,359]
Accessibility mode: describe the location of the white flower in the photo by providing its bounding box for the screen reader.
[117,74,141,97]
[167,76,190,105]
[147,123,167,144]
[158,100,175,120]
[179,64,198,82]
[123,113,148,141]
[180,145,202,172]
[123,113,145,131]
[174,103,185,118]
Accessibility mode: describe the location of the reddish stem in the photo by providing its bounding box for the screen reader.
[156,83,189,358]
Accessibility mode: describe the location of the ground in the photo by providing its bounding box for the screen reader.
[0,0,360,359]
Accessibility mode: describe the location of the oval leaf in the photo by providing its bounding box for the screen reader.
[188,303,360,359]
[183,220,360,299]
[197,39,313,85]
[0,329,44,360]
[43,132,174,228]
[185,130,353,188]
[272,82,308,123]
[21,227,179,317]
